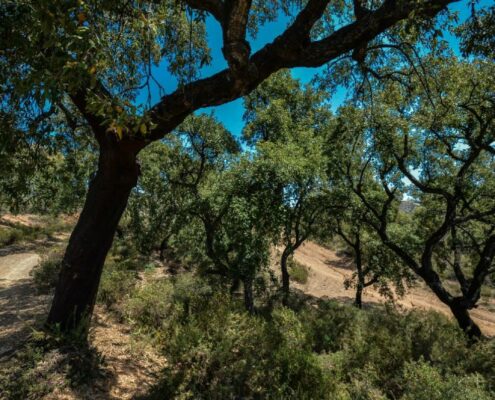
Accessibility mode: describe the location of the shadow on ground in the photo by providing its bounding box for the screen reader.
[0,279,50,356]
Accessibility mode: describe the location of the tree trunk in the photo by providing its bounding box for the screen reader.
[355,282,363,309]
[230,277,241,296]
[159,236,169,261]
[47,145,140,334]
[354,237,363,309]
[281,249,290,305]
[449,299,482,340]
[243,278,255,314]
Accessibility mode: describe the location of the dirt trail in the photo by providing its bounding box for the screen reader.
[293,241,495,337]
[0,253,40,281]
[0,251,48,356]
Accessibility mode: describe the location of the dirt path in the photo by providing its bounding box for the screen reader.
[293,241,495,337]
[0,253,40,281]
[0,251,49,356]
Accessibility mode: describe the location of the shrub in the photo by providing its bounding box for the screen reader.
[97,261,137,310]
[151,301,334,399]
[0,226,22,247]
[297,300,495,398]
[0,218,73,248]
[31,248,64,293]
[401,360,491,400]
[288,258,309,284]
[124,273,214,333]
[125,279,175,331]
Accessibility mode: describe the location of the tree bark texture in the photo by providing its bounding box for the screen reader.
[243,278,255,314]
[281,249,291,305]
[47,145,140,332]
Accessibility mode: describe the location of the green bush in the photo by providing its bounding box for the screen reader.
[288,258,309,284]
[298,300,495,398]
[151,300,334,399]
[125,279,175,331]
[97,261,137,310]
[0,218,72,248]
[401,360,491,400]
[124,273,213,333]
[106,274,495,400]
[0,226,22,247]
[31,248,64,293]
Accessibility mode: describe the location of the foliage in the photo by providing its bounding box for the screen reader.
[31,248,64,294]
[143,290,333,399]
[97,260,137,310]
[331,57,495,334]
[125,142,190,256]
[288,257,309,284]
[124,274,495,399]
[458,5,495,60]
[0,217,72,247]
[243,71,330,299]
[401,360,491,400]
[0,226,22,247]
[125,273,214,334]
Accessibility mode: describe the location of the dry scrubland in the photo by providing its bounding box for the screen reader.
[1,215,495,399]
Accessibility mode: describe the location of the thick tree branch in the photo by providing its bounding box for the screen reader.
[182,0,224,22]
[222,0,253,72]
[465,234,495,306]
[147,0,456,142]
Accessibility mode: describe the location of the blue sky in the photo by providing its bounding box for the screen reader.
[137,0,490,137]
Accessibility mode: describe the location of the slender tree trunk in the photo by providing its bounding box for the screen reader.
[281,249,290,305]
[449,299,482,340]
[159,236,170,261]
[354,237,363,309]
[47,145,140,334]
[230,277,241,296]
[243,278,255,314]
[355,281,363,309]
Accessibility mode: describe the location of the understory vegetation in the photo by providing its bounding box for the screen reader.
[0,217,72,248]
[7,238,490,399]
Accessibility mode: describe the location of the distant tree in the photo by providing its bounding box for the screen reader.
[243,71,329,303]
[125,142,190,259]
[332,195,413,308]
[335,59,495,338]
[159,114,278,312]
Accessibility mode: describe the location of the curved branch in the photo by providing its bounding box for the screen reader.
[146,0,455,141]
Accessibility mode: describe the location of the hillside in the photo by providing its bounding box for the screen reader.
[292,241,495,337]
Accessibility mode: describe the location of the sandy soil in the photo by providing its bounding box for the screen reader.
[0,213,78,228]
[0,213,45,227]
[292,241,495,337]
[0,251,48,356]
